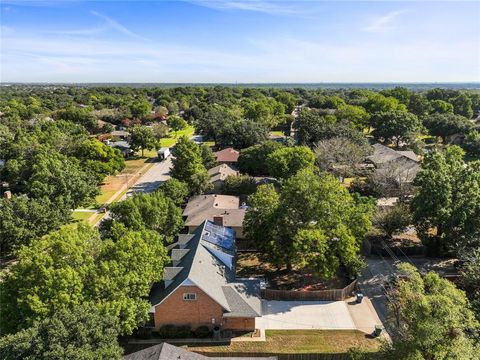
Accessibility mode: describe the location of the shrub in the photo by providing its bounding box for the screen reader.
[194,325,211,338]
[158,324,191,339]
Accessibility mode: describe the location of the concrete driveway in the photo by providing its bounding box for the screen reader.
[257,300,356,330]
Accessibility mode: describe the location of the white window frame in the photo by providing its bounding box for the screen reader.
[183,293,197,301]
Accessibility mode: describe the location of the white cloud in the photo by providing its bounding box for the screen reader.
[90,10,148,41]
[188,0,303,15]
[363,10,406,33]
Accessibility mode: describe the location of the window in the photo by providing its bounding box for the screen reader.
[183,293,197,301]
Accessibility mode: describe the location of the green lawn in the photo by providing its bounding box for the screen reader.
[187,330,380,354]
[71,211,94,222]
[160,125,195,148]
[270,130,285,137]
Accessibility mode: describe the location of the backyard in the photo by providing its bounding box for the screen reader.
[237,252,350,291]
[187,330,381,354]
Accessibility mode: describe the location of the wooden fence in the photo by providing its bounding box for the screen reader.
[260,280,358,301]
[197,352,373,359]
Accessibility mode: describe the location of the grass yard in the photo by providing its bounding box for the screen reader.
[187,330,381,354]
[71,211,94,222]
[160,125,195,148]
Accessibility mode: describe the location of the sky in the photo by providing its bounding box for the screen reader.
[1,0,479,83]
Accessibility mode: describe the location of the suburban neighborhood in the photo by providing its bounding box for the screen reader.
[1,1,480,360]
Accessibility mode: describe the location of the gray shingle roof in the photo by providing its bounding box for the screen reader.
[124,342,277,359]
[149,221,261,317]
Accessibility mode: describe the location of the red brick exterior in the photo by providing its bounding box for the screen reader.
[153,285,224,330]
[153,285,255,331]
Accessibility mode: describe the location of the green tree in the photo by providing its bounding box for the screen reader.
[26,150,99,209]
[0,224,168,335]
[129,125,158,157]
[152,122,169,140]
[105,191,183,241]
[373,202,412,238]
[157,178,189,206]
[423,113,473,143]
[430,99,454,114]
[166,115,187,138]
[222,175,257,196]
[411,146,480,254]
[452,92,474,119]
[130,100,151,120]
[0,195,71,254]
[335,104,370,130]
[244,169,373,276]
[237,141,284,176]
[371,110,423,148]
[170,136,212,194]
[56,107,99,133]
[463,130,480,158]
[0,305,123,360]
[380,263,479,359]
[78,139,125,180]
[266,146,315,179]
[275,92,297,113]
[200,143,216,169]
[460,248,480,322]
[408,93,431,116]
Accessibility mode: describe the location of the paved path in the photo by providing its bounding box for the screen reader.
[127,156,172,196]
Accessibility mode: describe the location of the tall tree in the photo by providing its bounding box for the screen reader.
[0,305,123,360]
[380,263,479,359]
[423,113,472,143]
[129,125,158,157]
[266,146,316,179]
[0,224,168,335]
[371,110,423,148]
[411,146,480,254]
[170,136,212,194]
[0,195,71,254]
[166,115,187,138]
[237,141,284,176]
[105,191,183,241]
[244,169,373,276]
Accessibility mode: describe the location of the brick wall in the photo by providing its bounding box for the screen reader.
[153,285,224,330]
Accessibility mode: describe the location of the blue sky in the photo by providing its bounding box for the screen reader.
[1,0,479,83]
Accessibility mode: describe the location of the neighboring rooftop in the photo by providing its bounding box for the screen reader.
[149,220,261,318]
[208,164,239,183]
[124,342,277,360]
[214,147,240,163]
[183,195,245,228]
[367,143,419,166]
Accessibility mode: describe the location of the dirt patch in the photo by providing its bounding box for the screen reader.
[237,252,350,291]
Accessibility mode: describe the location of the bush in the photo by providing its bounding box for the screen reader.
[158,324,191,339]
[194,325,211,338]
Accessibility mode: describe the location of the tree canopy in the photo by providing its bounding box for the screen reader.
[380,263,480,360]
[266,146,316,179]
[244,169,373,277]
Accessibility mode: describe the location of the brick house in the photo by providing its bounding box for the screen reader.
[149,220,261,331]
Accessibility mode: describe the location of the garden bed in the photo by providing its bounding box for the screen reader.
[236,252,351,291]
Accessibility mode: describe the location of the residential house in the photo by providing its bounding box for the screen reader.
[183,195,246,238]
[125,342,276,359]
[214,148,239,166]
[208,164,239,193]
[366,143,420,184]
[149,221,261,332]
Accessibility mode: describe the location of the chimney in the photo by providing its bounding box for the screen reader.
[3,190,12,200]
[213,216,224,226]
